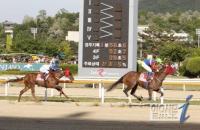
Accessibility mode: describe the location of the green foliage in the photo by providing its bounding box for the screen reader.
[58,41,74,60]
[139,0,200,13]
[180,57,200,77]
[179,58,189,76]
[186,57,200,74]
[137,62,145,72]
[1,9,79,59]
[60,64,78,74]
[159,42,188,62]
[187,48,200,57]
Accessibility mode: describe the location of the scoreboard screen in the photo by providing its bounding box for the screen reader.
[83,0,129,68]
[79,0,138,78]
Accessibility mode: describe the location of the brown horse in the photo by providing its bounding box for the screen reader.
[7,69,74,102]
[107,64,175,101]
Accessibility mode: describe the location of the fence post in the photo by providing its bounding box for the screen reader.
[50,89,54,97]
[122,83,125,90]
[44,88,48,101]
[101,84,105,104]
[98,80,105,104]
[92,83,95,88]
[63,83,66,88]
[183,84,186,91]
[153,91,157,101]
[98,82,102,98]
[5,82,9,96]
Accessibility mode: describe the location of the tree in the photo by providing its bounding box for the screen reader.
[186,57,200,76]
[58,41,74,60]
[0,8,79,59]
[23,15,35,24]
[37,10,47,21]
[159,42,188,63]
[0,23,5,52]
[12,30,45,53]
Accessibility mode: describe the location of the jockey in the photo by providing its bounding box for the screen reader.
[39,60,50,79]
[50,54,60,71]
[141,54,157,80]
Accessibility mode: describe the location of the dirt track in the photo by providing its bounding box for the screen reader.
[1,81,200,130]
[0,100,200,130]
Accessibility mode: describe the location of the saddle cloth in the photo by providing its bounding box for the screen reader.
[139,72,154,82]
[36,74,49,81]
[139,73,148,82]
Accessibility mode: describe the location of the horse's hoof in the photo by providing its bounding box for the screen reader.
[138,96,143,101]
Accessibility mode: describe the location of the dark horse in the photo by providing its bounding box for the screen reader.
[7,69,74,102]
[107,64,175,102]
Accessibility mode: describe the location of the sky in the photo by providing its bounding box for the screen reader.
[0,0,81,23]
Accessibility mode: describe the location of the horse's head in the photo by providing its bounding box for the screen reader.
[163,64,176,75]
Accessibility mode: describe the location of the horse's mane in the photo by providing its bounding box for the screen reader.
[48,70,61,81]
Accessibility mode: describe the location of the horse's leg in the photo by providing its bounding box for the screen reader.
[123,86,131,97]
[148,88,153,100]
[30,86,38,102]
[130,84,143,101]
[157,88,164,102]
[123,84,135,104]
[18,87,30,102]
[55,86,69,99]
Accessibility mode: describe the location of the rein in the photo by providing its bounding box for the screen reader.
[53,75,60,80]
[155,77,162,83]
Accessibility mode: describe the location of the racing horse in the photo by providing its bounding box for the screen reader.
[7,69,74,102]
[107,64,175,102]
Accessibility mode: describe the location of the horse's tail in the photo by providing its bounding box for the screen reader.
[6,77,24,83]
[107,75,125,92]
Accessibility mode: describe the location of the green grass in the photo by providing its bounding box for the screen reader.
[0,96,199,105]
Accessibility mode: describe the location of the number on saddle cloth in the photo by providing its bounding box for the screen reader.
[139,72,154,89]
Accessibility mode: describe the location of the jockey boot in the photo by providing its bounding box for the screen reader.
[41,73,45,80]
[41,73,47,80]
[147,72,153,81]
[43,73,48,80]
